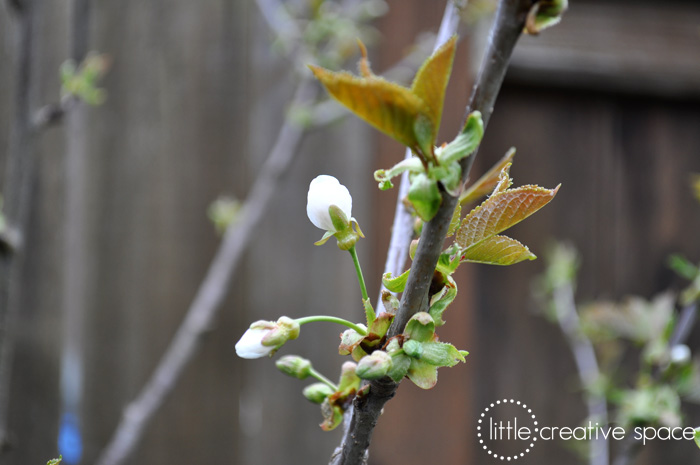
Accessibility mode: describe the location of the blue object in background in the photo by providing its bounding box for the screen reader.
[58,412,83,464]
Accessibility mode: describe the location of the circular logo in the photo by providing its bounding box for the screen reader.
[477,399,538,461]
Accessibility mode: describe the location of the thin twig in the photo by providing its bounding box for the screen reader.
[94,79,317,465]
[669,303,697,347]
[32,96,79,131]
[553,283,609,465]
[377,0,468,312]
[330,1,535,463]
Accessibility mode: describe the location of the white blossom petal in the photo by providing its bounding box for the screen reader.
[670,344,691,364]
[306,175,353,232]
[235,328,275,359]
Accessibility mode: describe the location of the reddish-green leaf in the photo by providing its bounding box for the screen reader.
[310,65,429,151]
[460,148,516,205]
[456,184,560,250]
[310,38,458,161]
[411,36,457,141]
[461,235,536,265]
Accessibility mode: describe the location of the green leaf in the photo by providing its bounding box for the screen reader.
[374,157,424,190]
[525,0,568,34]
[47,457,63,465]
[411,36,457,137]
[382,269,410,293]
[368,311,394,341]
[403,339,424,358]
[404,312,435,342]
[338,328,366,356]
[428,161,462,196]
[694,428,700,450]
[668,254,699,281]
[337,361,361,394]
[314,230,334,246]
[436,111,484,166]
[460,148,516,205]
[461,235,536,265]
[407,173,442,221]
[429,275,458,326]
[381,290,400,313]
[387,352,411,382]
[364,298,376,327]
[407,359,438,389]
[436,247,461,275]
[320,397,344,431]
[456,184,560,251]
[420,341,468,367]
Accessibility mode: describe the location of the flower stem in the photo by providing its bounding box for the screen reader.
[348,245,369,302]
[309,368,338,390]
[295,315,367,335]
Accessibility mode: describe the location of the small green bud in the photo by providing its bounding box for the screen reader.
[275,355,312,379]
[403,339,423,359]
[356,351,392,380]
[328,204,350,232]
[337,361,361,393]
[409,239,419,260]
[403,312,435,342]
[407,173,441,221]
[303,383,334,404]
[385,338,402,354]
[329,205,360,251]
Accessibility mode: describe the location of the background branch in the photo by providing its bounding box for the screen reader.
[553,281,609,465]
[331,1,535,463]
[32,96,79,131]
[95,2,444,462]
[376,0,468,313]
[94,79,317,465]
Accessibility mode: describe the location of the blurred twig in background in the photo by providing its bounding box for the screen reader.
[536,240,700,465]
[536,244,609,465]
[94,1,448,463]
[0,0,100,455]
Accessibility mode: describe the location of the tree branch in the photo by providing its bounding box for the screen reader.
[330,1,535,463]
[94,79,317,465]
[553,282,609,465]
[375,0,468,313]
[32,96,79,131]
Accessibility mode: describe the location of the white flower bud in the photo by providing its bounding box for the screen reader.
[235,327,275,359]
[306,175,352,232]
[235,317,300,359]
